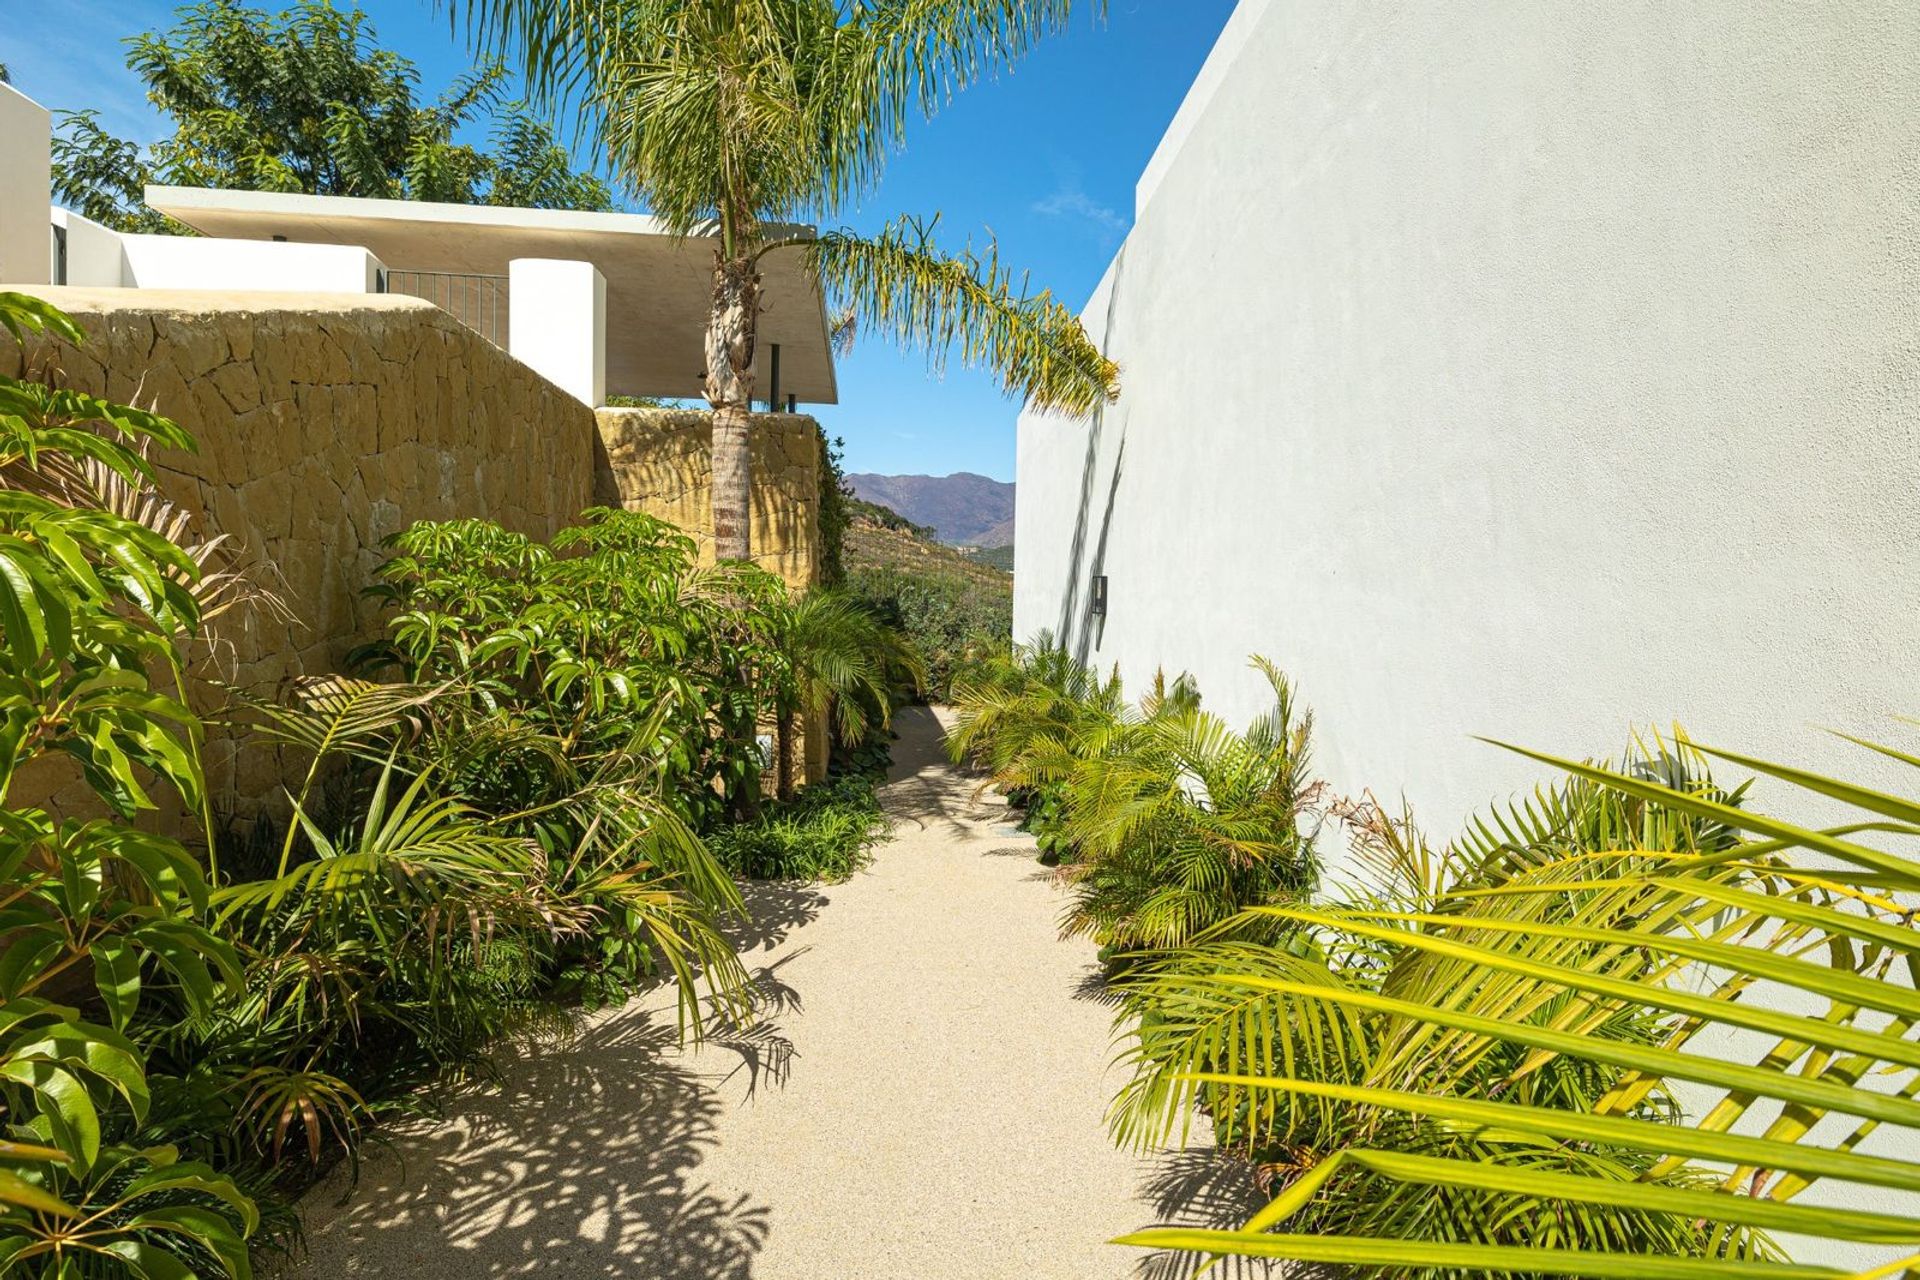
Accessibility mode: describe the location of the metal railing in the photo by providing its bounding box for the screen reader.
[378,269,509,347]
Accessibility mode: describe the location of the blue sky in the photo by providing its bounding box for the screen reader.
[3,0,1235,482]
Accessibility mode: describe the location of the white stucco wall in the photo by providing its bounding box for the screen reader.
[1017,0,1920,837]
[51,209,129,287]
[1016,3,1919,1248]
[0,85,52,286]
[118,235,382,293]
[508,257,607,407]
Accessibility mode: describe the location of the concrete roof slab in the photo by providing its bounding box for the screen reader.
[145,185,837,404]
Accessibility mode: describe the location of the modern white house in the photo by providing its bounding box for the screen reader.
[1016,0,1920,840]
[1,81,837,411]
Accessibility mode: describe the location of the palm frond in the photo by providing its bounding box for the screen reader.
[1122,730,1920,1279]
[804,215,1118,416]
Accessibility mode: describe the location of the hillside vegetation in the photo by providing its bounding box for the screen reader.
[843,511,1012,697]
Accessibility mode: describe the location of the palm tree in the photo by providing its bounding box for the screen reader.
[458,0,1119,561]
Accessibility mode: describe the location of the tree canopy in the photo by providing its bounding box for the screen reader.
[52,0,613,234]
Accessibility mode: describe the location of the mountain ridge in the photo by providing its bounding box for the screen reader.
[844,471,1015,547]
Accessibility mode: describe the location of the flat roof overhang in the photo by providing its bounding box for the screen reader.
[145,185,838,405]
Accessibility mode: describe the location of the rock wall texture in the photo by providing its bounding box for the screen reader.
[594,407,823,591]
[5,287,597,812]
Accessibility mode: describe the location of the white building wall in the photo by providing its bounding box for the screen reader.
[51,209,129,287]
[1017,0,1920,838]
[118,235,382,293]
[508,258,607,407]
[0,85,52,285]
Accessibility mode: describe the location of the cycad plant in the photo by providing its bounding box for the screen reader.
[460,0,1119,560]
[1114,732,1920,1279]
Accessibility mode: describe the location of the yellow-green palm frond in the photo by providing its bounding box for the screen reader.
[1121,729,1920,1280]
[805,215,1118,416]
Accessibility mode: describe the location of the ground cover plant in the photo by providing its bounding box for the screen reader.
[707,773,889,882]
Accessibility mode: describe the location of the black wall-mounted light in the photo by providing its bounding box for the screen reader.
[1090,574,1109,617]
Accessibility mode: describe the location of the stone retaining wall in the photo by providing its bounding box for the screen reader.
[595,406,823,591]
[5,287,598,812]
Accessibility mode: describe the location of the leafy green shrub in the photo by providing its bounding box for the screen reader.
[0,291,257,1273]
[844,563,1009,699]
[359,510,783,828]
[707,774,888,882]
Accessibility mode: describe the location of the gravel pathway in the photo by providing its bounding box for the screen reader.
[289,706,1264,1278]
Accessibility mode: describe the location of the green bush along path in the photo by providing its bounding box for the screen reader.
[288,707,1228,1279]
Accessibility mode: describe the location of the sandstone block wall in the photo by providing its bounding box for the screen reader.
[594,407,823,591]
[5,287,597,810]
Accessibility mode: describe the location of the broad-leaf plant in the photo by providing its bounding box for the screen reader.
[0,291,255,1275]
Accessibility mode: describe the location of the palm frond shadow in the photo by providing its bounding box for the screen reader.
[293,1006,770,1279]
[879,705,1006,837]
[1131,1150,1285,1280]
[725,880,830,954]
[1071,963,1122,1008]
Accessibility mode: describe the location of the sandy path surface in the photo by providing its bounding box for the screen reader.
[290,706,1260,1278]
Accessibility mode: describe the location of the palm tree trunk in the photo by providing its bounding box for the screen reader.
[705,252,760,562]
[776,697,795,803]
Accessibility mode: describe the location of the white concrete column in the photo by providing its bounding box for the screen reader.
[0,84,52,285]
[51,210,129,286]
[507,258,606,407]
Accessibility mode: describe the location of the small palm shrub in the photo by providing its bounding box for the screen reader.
[765,589,924,801]
[1054,661,1319,953]
[949,642,1321,955]
[945,632,1127,789]
[1113,733,1920,1278]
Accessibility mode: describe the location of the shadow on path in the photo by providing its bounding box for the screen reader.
[1130,1150,1282,1280]
[878,705,1004,838]
[296,1011,771,1277]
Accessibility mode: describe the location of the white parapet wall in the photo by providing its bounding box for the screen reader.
[117,234,382,293]
[51,209,131,287]
[507,258,606,407]
[0,84,52,286]
[1016,0,1920,833]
